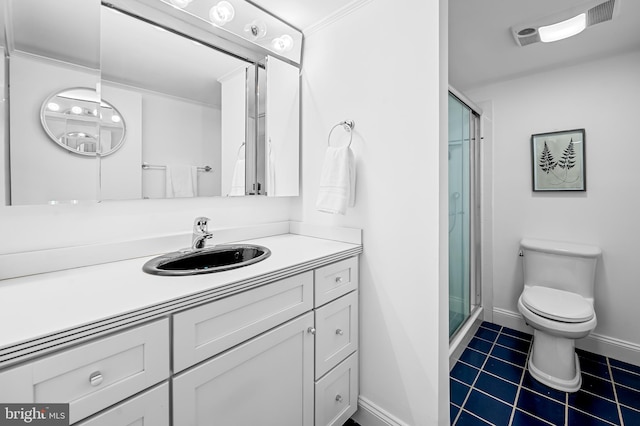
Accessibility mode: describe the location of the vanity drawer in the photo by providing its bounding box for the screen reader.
[315,291,358,379]
[173,271,313,372]
[75,382,169,426]
[314,257,358,307]
[0,319,169,424]
[315,352,358,426]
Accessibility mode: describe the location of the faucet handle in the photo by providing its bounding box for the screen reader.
[193,217,210,233]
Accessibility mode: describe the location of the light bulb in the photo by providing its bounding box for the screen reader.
[112,115,121,123]
[71,106,83,114]
[47,102,60,112]
[209,1,235,26]
[272,34,293,52]
[169,0,192,8]
[244,20,267,40]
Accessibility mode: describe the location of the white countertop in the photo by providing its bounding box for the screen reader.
[0,233,361,366]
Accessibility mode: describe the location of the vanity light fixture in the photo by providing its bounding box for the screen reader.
[244,20,267,40]
[209,1,235,26]
[538,13,586,43]
[70,106,83,114]
[47,102,60,112]
[271,34,293,52]
[112,115,122,123]
[169,0,192,8]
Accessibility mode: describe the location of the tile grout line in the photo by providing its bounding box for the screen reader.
[608,356,625,426]
[453,325,503,426]
[507,328,528,426]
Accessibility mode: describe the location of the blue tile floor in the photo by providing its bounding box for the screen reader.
[450,322,640,425]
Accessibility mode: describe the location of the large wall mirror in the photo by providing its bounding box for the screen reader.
[1,0,301,206]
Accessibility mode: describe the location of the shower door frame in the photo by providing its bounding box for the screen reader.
[448,87,482,341]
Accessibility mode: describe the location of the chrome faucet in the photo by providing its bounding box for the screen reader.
[192,217,213,249]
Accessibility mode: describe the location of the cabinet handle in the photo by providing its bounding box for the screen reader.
[335,276,343,284]
[307,327,316,335]
[335,394,343,403]
[335,329,344,336]
[89,371,103,387]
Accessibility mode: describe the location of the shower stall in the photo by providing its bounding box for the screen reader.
[448,90,481,339]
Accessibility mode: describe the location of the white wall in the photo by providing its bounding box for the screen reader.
[295,0,449,423]
[466,50,640,357]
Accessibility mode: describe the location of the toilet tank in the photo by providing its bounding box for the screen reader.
[520,239,601,299]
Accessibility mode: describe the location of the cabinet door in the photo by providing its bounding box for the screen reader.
[173,313,314,426]
[75,382,169,426]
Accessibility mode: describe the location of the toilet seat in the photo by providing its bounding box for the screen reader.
[521,286,594,323]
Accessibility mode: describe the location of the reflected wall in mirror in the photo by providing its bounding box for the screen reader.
[40,88,126,156]
[100,6,253,200]
[6,0,101,206]
[1,0,301,206]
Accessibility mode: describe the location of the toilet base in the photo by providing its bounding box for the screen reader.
[528,330,582,392]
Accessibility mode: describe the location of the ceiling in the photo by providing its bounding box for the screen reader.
[12,0,638,103]
[449,0,640,91]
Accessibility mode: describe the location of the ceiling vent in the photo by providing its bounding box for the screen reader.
[511,0,618,47]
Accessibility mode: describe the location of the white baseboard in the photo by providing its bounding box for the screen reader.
[493,307,640,366]
[352,396,410,426]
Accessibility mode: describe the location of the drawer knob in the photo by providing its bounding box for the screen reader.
[335,276,343,284]
[307,327,316,335]
[89,371,104,387]
[335,329,344,336]
[335,394,343,403]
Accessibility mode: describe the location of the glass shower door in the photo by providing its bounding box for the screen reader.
[448,92,480,338]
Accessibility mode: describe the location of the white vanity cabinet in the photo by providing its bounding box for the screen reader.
[0,252,360,426]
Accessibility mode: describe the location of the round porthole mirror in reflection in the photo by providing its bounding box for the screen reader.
[40,87,126,156]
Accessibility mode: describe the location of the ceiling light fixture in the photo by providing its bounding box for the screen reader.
[538,13,586,43]
[209,1,235,26]
[511,0,618,47]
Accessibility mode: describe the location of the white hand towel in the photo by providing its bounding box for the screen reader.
[228,158,246,196]
[316,146,356,215]
[166,165,198,198]
[266,139,276,195]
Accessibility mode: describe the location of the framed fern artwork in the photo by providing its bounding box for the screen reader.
[531,129,586,192]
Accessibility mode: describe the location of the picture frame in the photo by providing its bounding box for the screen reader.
[531,129,586,192]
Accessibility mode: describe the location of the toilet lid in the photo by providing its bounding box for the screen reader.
[521,286,594,323]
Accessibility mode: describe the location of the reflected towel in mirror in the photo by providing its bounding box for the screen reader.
[166,165,198,198]
[316,146,356,215]
[228,158,245,196]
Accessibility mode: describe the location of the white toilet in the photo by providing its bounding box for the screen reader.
[517,238,601,392]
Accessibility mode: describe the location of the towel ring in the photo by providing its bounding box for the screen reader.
[328,120,355,147]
